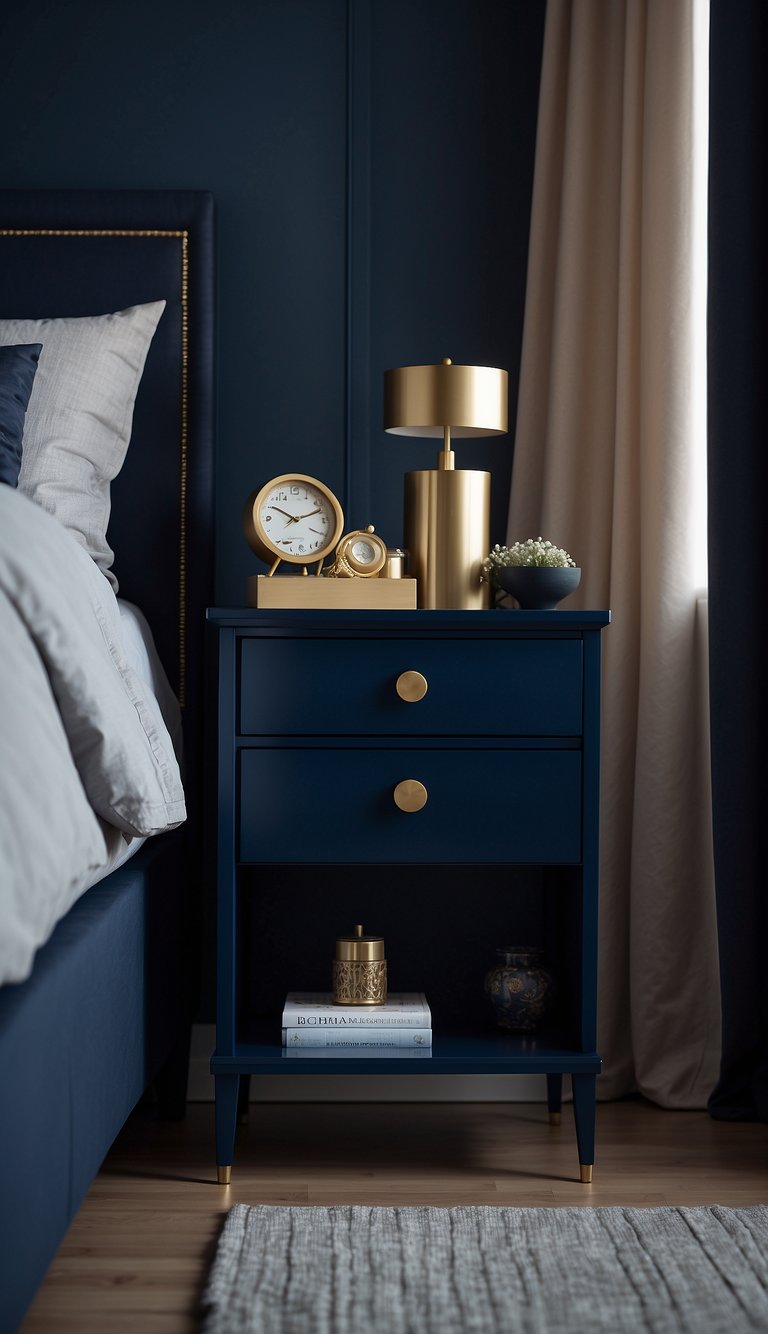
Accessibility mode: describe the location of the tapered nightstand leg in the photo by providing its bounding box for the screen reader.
[572,1073,596,1182]
[546,1073,563,1125]
[215,1073,240,1183]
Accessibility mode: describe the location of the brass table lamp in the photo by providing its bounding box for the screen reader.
[383,358,508,608]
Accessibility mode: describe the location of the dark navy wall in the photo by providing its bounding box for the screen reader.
[366,1,545,548]
[0,0,544,603]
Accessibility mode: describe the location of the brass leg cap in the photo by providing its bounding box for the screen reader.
[549,1111,561,1126]
[217,1165,232,1185]
[579,1164,593,1184]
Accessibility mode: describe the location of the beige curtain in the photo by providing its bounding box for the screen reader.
[509,0,719,1105]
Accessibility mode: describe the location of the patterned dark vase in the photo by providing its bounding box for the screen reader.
[484,946,555,1032]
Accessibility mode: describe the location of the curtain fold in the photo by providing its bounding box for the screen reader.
[509,0,719,1105]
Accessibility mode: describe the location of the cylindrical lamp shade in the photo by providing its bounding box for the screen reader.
[405,467,491,609]
[384,362,508,437]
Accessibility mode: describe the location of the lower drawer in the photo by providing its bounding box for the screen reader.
[239,747,582,864]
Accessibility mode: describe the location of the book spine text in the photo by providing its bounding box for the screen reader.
[282,1027,432,1048]
[281,1012,430,1028]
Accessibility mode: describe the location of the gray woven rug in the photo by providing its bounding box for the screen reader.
[201,1203,768,1333]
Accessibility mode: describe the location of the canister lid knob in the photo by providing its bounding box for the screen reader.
[335,924,385,961]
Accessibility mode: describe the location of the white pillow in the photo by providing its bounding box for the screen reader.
[0,301,165,589]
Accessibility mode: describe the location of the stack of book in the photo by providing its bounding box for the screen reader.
[281,992,432,1055]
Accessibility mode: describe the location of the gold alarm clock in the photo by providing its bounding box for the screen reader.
[325,525,388,578]
[243,473,344,574]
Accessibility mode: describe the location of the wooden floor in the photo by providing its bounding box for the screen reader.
[23,1098,768,1332]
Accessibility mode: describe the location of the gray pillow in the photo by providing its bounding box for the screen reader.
[0,302,165,588]
[0,343,42,486]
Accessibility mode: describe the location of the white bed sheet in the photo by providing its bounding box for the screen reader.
[86,601,184,884]
[118,600,183,762]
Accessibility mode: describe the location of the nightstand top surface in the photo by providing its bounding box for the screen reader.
[207,607,611,629]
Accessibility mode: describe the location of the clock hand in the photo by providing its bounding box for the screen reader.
[269,506,298,522]
[296,508,322,520]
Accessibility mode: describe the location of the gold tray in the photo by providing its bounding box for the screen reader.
[246,575,418,609]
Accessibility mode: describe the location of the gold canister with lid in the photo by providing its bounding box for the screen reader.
[332,924,387,1005]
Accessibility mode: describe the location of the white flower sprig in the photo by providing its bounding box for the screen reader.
[481,537,576,584]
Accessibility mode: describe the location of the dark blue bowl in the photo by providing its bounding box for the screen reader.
[495,565,581,609]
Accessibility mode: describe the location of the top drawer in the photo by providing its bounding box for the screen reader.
[238,636,583,737]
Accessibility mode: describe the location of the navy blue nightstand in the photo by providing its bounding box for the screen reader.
[208,608,610,1183]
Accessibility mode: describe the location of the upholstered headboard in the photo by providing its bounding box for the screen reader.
[0,190,215,808]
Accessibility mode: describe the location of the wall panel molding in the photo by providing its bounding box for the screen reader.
[345,0,373,526]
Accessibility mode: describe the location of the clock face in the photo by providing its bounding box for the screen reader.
[243,474,344,566]
[260,480,335,559]
[351,538,377,565]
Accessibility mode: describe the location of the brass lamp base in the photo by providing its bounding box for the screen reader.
[404,466,491,610]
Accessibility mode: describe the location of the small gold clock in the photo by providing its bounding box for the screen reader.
[325,525,388,579]
[243,474,345,574]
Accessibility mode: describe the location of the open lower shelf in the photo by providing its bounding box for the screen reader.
[212,1027,601,1077]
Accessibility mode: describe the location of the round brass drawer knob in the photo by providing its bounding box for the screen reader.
[396,670,428,702]
[393,779,428,813]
